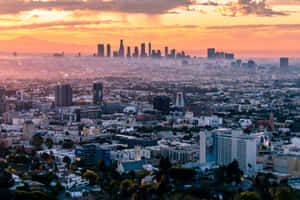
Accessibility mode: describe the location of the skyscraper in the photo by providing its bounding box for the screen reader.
[133,46,139,57]
[127,46,131,58]
[280,57,289,68]
[119,40,124,57]
[93,82,103,105]
[174,92,185,108]
[207,48,215,59]
[148,42,152,57]
[170,49,176,59]
[55,84,73,107]
[0,87,7,114]
[214,129,256,175]
[141,43,146,57]
[199,132,206,164]
[23,120,35,141]
[165,46,169,58]
[107,44,111,57]
[97,44,105,57]
[153,96,170,114]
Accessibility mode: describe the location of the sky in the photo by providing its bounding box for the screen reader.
[0,0,300,58]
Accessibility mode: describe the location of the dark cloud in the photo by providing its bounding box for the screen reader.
[220,0,289,17]
[0,0,195,15]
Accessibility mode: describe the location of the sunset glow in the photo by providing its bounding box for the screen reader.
[0,0,300,57]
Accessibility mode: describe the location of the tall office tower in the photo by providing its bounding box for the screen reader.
[97,44,105,57]
[165,46,169,58]
[148,42,152,57]
[141,43,146,57]
[280,57,289,68]
[119,40,124,57]
[93,82,103,105]
[55,84,73,107]
[127,46,131,58]
[153,96,170,114]
[225,53,234,60]
[248,60,256,68]
[113,51,119,57]
[170,49,176,59]
[133,46,139,57]
[107,44,111,57]
[207,48,216,59]
[174,92,185,108]
[199,132,206,164]
[214,129,256,175]
[157,50,161,58]
[0,87,7,114]
[23,120,35,141]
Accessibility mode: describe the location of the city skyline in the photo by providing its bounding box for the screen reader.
[0,0,299,57]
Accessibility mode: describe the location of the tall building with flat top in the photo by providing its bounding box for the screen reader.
[141,43,147,57]
[165,46,169,58]
[199,132,206,164]
[148,42,152,57]
[174,92,185,108]
[93,82,103,105]
[107,44,111,57]
[214,129,256,175]
[207,48,215,59]
[55,84,72,107]
[23,120,35,141]
[153,96,170,114]
[97,44,104,57]
[280,57,289,68]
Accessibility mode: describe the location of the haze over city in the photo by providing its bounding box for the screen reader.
[0,0,300,57]
[0,1,300,200]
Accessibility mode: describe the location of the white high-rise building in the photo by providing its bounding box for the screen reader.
[23,120,35,141]
[175,92,185,108]
[214,129,256,175]
[199,132,206,164]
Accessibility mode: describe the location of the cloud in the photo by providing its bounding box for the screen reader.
[0,19,117,30]
[270,0,300,5]
[206,23,300,30]
[0,0,195,15]
[0,20,199,31]
[219,0,289,17]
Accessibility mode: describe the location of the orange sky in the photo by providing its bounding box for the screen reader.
[0,0,300,58]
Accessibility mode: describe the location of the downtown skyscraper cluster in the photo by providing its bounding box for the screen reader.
[97,40,190,59]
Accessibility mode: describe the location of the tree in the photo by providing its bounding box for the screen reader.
[120,179,137,197]
[32,134,43,147]
[63,156,71,165]
[0,171,14,200]
[0,141,8,157]
[168,167,196,181]
[214,165,226,185]
[158,157,172,173]
[227,160,243,184]
[82,171,99,185]
[270,186,299,200]
[235,191,262,200]
[41,152,50,161]
[62,139,74,149]
[96,159,106,172]
[45,138,53,149]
